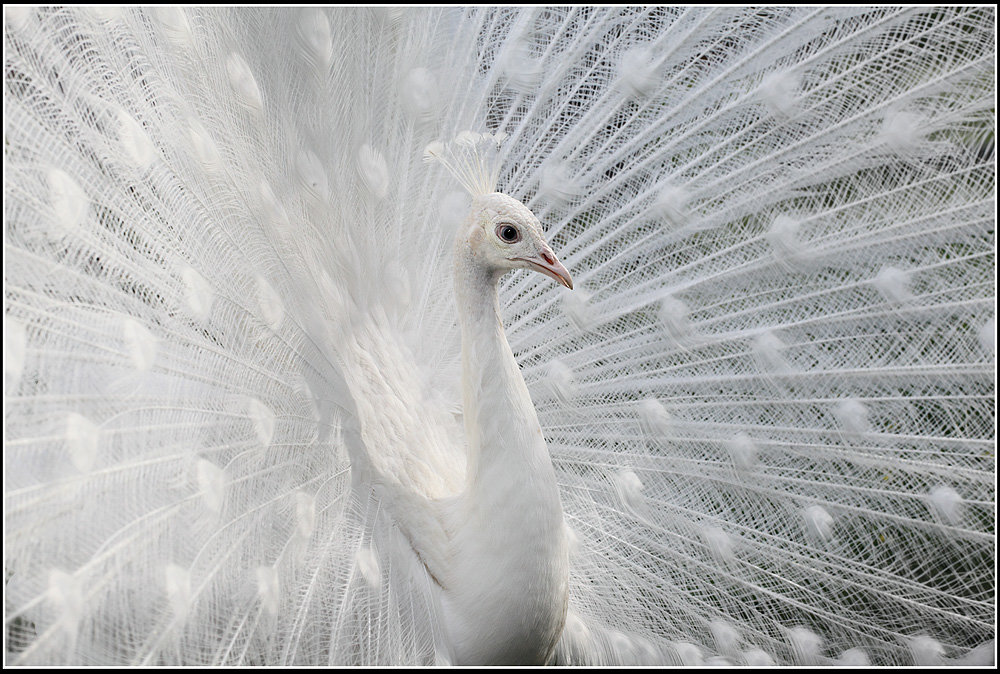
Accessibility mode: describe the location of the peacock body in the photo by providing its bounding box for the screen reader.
[4,6,996,666]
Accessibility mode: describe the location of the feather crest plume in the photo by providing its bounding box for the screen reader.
[424,131,508,196]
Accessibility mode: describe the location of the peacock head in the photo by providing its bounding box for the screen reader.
[466,192,573,290]
[426,132,572,290]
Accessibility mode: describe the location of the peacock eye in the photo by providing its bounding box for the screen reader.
[496,224,520,243]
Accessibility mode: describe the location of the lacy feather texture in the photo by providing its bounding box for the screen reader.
[4,6,996,666]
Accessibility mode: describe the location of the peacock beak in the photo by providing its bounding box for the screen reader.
[515,249,573,290]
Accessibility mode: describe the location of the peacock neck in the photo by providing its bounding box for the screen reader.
[450,235,568,665]
[453,243,559,496]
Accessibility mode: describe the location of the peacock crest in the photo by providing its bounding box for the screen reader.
[424,131,508,197]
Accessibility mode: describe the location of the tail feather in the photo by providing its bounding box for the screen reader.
[4,6,994,666]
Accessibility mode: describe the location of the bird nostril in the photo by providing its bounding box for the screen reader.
[542,251,555,265]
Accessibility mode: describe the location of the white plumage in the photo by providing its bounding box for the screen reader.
[3,6,995,666]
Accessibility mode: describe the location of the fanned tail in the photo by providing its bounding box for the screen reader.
[4,6,995,666]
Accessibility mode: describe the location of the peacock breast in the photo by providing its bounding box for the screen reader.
[442,476,570,665]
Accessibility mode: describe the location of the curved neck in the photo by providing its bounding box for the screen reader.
[447,231,569,666]
[453,244,554,489]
